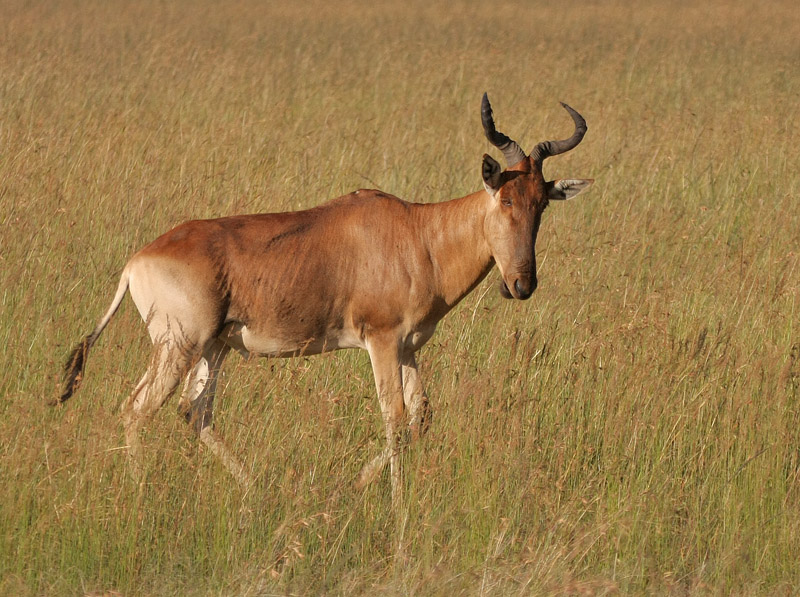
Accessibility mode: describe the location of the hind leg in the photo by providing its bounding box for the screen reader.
[178,338,252,486]
[121,338,196,481]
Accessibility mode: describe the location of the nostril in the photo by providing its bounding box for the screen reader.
[514,279,533,300]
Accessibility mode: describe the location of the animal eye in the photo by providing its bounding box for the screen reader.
[501,197,512,207]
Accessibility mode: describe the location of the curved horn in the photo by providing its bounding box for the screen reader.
[481,93,526,168]
[530,102,587,167]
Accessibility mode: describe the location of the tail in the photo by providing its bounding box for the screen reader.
[57,269,131,404]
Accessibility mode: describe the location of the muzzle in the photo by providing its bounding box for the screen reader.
[499,276,537,300]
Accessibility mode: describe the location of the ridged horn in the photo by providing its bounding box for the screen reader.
[481,93,526,168]
[529,102,587,167]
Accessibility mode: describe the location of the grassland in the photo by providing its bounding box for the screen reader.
[1,0,799,594]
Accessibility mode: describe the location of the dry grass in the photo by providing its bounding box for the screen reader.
[1,0,799,594]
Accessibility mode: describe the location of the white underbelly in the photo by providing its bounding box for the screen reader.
[219,323,365,358]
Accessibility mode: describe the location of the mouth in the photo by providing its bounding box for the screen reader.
[499,280,514,299]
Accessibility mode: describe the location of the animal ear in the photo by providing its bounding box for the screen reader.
[545,178,594,200]
[482,154,502,196]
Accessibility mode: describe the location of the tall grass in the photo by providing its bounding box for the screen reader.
[1,0,798,594]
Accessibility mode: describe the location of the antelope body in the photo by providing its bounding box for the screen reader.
[60,94,592,495]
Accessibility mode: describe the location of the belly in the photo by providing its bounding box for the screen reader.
[219,322,365,358]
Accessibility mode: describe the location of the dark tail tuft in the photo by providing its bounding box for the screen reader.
[58,335,92,404]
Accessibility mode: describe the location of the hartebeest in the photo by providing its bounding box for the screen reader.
[60,94,592,497]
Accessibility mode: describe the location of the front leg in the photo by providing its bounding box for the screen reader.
[401,352,431,440]
[356,334,405,502]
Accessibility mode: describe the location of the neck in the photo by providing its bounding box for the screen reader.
[413,190,495,310]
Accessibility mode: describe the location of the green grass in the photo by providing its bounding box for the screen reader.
[1,0,799,594]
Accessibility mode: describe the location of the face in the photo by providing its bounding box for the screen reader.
[483,158,547,300]
[479,95,593,298]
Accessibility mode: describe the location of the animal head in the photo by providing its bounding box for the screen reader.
[480,93,593,299]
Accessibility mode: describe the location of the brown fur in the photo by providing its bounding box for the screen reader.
[59,99,593,498]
